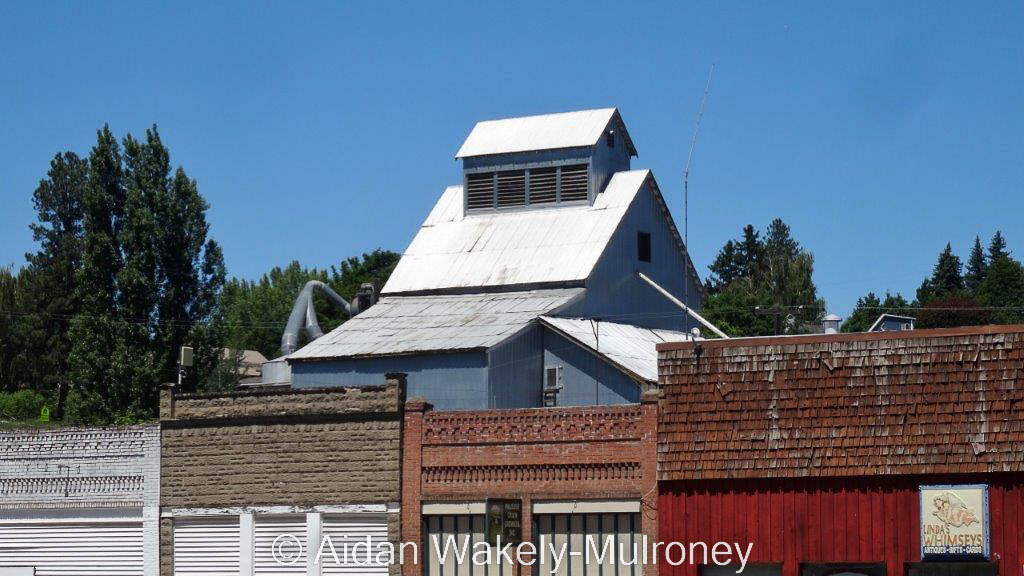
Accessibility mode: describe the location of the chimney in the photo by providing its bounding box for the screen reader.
[823,314,841,334]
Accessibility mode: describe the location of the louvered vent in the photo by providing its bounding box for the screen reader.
[559,164,589,202]
[528,167,557,204]
[496,170,526,208]
[466,172,495,210]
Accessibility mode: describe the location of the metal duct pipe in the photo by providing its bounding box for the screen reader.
[280,280,353,355]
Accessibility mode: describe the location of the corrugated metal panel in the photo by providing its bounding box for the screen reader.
[173,516,240,576]
[254,515,306,576]
[455,108,635,158]
[0,521,143,576]
[321,514,389,576]
[288,289,582,361]
[382,170,650,295]
[540,316,692,383]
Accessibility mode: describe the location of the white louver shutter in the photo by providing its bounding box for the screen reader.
[527,167,557,204]
[0,521,143,576]
[465,172,496,210]
[558,164,589,202]
[321,514,390,576]
[254,515,308,576]
[495,170,526,208]
[173,516,240,576]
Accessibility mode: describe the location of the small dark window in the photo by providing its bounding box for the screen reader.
[606,130,615,148]
[637,231,651,262]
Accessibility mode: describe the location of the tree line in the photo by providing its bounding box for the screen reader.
[842,232,1024,332]
[700,221,1022,337]
[0,125,397,424]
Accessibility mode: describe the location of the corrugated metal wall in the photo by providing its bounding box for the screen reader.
[488,324,543,409]
[541,329,639,406]
[658,475,1024,576]
[291,352,489,410]
[582,180,701,333]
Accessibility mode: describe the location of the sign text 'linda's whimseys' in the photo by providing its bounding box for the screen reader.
[920,484,989,559]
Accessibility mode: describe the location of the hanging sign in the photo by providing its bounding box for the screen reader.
[485,498,522,545]
[920,484,989,559]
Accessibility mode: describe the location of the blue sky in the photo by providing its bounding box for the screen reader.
[1,2,1021,317]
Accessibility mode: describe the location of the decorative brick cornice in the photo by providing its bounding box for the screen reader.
[422,462,642,485]
[422,405,643,446]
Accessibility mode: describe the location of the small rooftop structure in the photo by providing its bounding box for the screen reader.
[868,313,915,332]
[455,108,636,158]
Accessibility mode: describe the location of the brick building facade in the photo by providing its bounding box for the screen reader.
[401,393,660,576]
[159,376,406,576]
[656,325,1024,576]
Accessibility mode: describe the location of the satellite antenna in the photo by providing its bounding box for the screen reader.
[683,64,715,330]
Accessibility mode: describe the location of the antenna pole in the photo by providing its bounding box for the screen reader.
[683,64,715,330]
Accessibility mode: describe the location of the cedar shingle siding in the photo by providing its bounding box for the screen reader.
[657,325,1024,480]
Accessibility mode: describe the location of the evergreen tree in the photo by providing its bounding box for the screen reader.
[702,219,824,336]
[736,224,764,278]
[19,152,87,398]
[0,266,30,392]
[841,291,910,333]
[64,124,227,421]
[705,240,741,294]
[68,126,125,421]
[916,243,964,303]
[976,252,1024,324]
[965,236,987,293]
[989,231,1009,262]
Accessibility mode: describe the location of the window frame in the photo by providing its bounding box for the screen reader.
[637,231,652,263]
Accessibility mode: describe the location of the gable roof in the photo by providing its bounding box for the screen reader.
[382,170,653,295]
[455,108,637,158]
[657,325,1024,480]
[286,288,583,362]
[540,316,693,383]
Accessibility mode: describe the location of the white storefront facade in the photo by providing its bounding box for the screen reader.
[0,425,160,576]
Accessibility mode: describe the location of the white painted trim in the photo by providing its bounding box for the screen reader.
[422,502,485,515]
[531,500,640,514]
[240,513,254,576]
[307,512,322,576]
[0,515,143,524]
[0,507,143,522]
[164,504,388,517]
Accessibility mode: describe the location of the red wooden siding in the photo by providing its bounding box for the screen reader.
[659,474,1024,576]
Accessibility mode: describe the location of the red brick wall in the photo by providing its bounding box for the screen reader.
[401,394,660,576]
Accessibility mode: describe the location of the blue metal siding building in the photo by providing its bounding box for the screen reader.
[288,108,701,410]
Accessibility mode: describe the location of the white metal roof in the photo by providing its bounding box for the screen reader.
[286,288,583,361]
[455,108,636,158]
[539,316,694,383]
[382,169,653,295]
